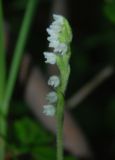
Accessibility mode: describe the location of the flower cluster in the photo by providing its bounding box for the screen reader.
[43,75,60,116]
[43,14,72,116]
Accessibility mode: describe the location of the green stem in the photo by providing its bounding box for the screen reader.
[56,92,64,160]
[56,50,71,160]
[4,0,38,114]
[57,49,71,93]
[0,0,37,159]
[0,1,6,159]
[0,0,6,101]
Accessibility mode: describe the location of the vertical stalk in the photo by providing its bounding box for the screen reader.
[0,0,6,159]
[56,54,71,160]
[3,0,38,114]
[0,0,6,100]
[56,93,64,160]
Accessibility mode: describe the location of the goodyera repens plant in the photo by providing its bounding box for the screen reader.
[43,14,72,160]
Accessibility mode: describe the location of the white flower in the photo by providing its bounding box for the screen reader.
[53,14,63,24]
[48,39,67,54]
[46,91,58,103]
[45,14,72,56]
[43,104,55,116]
[46,14,68,55]
[43,52,56,64]
[48,75,60,88]
[54,43,67,54]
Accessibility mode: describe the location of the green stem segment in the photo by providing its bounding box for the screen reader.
[0,1,6,159]
[0,0,6,101]
[56,50,71,160]
[56,92,64,160]
[4,0,37,114]
[0,117,6,160]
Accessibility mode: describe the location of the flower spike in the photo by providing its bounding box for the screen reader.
[46,14,72,55]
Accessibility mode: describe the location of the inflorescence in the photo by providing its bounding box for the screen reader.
[43,14,72,116]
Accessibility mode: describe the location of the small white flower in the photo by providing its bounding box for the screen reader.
[47,38,67,54]
[46,91,58,103]
[45,14,72,56]
[43,52,56,64]
[53,14,63,26]
[54,43,67,54]
[43,104,55,116]
[48,75,60,88]
[46,14,68,55]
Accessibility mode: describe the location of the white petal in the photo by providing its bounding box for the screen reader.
[49,40,59,48]
[47,35,58,43]
[54,43,68,54]
[48,75,60,88]
[46,91,58,103]
[43,52,56,64]
[47,28,55,36]
[53,14,63,24]
[49,24,61,32]
[43,104,55,116]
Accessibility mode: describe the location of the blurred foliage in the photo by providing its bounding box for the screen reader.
[14,118,53,145]
[7,102,76,160]
[103,0,115,23]
[11,0,28,10]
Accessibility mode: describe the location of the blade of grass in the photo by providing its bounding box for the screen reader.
[0,0,6,102]
[0,1,6,159]
[0,0,38,159]
[4,0,38,113]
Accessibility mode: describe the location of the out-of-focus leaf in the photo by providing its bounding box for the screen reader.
[64,156,76,160]
[14,117,53,145]
[105,99,115,131]
[33,146,76,160]
[33,146,56,160]
[83,30,115,49]
[103,1,115,23]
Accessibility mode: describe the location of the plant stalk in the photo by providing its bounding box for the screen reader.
[56,93,64,160]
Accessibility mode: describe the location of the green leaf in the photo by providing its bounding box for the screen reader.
[103,2,115,23]
[14,117,53,145]
[33,146,56,160]
[64,156,76,160]
[105,99,115,131]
